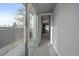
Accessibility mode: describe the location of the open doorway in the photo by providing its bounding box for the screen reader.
[41,15,50,40]
[38,14,52,46]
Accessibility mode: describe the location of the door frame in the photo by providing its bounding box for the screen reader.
[39,13,53,45]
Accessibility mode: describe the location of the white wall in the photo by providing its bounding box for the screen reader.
[37,14,42,45]
[53,4,79,56]
[33,14,39,47]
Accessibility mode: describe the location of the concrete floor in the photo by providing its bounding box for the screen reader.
[3,32,57,56]
[4,42,25,56]
[31,32,58,56]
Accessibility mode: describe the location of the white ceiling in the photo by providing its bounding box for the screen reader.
[32,3,55,13]
[37,3,55,13]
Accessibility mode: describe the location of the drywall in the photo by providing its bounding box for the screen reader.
[53,4,79,56]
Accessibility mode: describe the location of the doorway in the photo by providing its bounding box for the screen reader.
[39,13,53,46]
[27,3,37,55]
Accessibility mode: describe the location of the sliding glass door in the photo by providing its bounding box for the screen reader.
[27,3,36,55]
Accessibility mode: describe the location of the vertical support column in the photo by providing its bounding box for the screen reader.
[25,3,28,56]
[39,14,42,45]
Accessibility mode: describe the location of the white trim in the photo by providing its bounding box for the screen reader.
[50,14,53,45]
[50,26,53,45]
[52,43,60,56]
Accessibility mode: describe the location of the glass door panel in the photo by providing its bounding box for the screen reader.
[27,4,36,55]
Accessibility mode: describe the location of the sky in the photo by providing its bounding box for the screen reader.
[0,3,23,27]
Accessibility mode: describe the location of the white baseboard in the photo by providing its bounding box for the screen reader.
[52,43,60,56]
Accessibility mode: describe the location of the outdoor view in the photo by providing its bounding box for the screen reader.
[0,3,25,27]
[0,3,25,56]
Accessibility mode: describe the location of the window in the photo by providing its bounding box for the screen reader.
[0,3,25,56]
